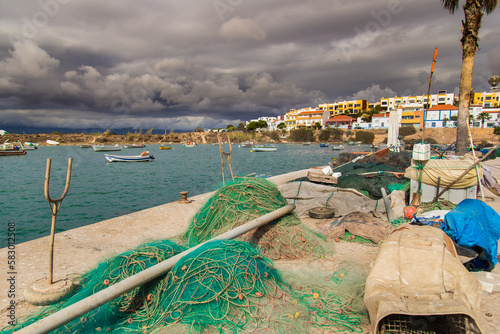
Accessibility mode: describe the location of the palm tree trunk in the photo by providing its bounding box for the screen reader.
[455,0,483,155]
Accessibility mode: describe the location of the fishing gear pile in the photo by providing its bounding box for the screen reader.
[5,179,366,333]
[184,177,331,260]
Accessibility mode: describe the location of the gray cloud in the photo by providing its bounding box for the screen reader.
[0,0,499,131]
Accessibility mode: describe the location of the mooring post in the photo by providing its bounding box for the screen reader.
[44,158,73,284]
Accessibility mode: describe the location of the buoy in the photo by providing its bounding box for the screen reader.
[404,206,417,219]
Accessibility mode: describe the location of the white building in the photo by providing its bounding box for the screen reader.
[380,90,456,111]
[372,112,390,129]
[425,104,458,128]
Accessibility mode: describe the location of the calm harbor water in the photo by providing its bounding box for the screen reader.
[0,143,370,246]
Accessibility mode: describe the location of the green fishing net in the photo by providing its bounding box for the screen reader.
[334,163,410,199]
[7,240,365,333]
[5,178,367,333]
[184,177,331,260]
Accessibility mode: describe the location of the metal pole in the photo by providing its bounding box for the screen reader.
[16,204,296,334]
[422,47,438,143]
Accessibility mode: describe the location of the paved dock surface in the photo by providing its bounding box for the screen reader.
[1,164,500,333]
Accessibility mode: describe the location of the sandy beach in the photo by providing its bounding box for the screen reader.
[1,161,499,333]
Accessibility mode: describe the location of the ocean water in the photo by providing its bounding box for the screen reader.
[0,143,370,246]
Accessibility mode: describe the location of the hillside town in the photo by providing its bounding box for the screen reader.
[248,90,500,132]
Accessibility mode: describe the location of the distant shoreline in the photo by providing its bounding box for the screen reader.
[1,127,497,146]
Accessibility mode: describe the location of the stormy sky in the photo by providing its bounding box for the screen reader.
[1,0,499,131]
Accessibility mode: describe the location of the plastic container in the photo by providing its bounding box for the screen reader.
[412,143,430,160]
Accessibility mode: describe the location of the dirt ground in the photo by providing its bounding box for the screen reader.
[373,127,497,146]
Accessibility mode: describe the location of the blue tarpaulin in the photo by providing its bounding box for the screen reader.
[443,199,500,267]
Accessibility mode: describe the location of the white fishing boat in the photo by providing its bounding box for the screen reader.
[46,140,59,146]
[22,142,38,150]
[184,141,197,147]
[332,144,344,150]
[251,144,277,152]
[92,144,122,152]
[123,143,146,148]
[0,142,26,156]
[104,151,154,163]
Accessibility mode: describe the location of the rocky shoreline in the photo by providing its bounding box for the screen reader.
[1,127,497,146]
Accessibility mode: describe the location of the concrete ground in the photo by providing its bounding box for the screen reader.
[1,162,499,333]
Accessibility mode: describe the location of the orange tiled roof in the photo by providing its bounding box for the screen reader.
[327,115,355,122]
[428,104,458,111]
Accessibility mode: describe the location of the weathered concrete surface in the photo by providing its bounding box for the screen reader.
[1,162,500,332]
[0,168,318,328]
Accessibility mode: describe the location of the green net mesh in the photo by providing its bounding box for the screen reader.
[333,163,410,199]
[7,240,366,333]
[5,178,367,333]
[184,177,331,260]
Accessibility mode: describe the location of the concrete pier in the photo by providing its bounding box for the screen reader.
[1,164,500,332]
[0,168,318,328]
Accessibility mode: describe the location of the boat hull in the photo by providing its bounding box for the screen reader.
[104,154,154,162]
[251,146,277,152]
[0,150,26,156]
[124,144,146,148]
[93,145,122,152]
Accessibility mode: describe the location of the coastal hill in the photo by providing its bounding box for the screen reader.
[1,128,497,146]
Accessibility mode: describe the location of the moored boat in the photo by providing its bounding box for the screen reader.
[184,141,197,147]
[240,141,254,147]
[0,142,26,156]
[303,142,311,146]
[22,142,38,150]
[104,151,154,162]
[319,143,329,147]
[93,144,122,152]
[159,145,172,150]
[46,140,59,146]
[79,144,93,148]
[124,143,146,148]
[332,144,344,150]
[251,144,277,152]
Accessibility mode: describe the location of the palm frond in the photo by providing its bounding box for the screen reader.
[482,0,498,14]
[441,0,460,14]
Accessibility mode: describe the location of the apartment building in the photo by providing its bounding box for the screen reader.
[284,109,298,130]
[318,99,368,116]
[472,91,500,108]
[380,91,455,111]
[296,108,329,128]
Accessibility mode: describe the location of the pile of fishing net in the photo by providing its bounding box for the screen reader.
[331,163,410,199]
[7,239,366,333]
[184,177,332,260]
[5,178,368,333]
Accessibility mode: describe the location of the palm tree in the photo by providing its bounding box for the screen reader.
[440,0,497,154]
[476,112,492,127]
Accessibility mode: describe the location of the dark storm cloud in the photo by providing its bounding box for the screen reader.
[0,0,499,130]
